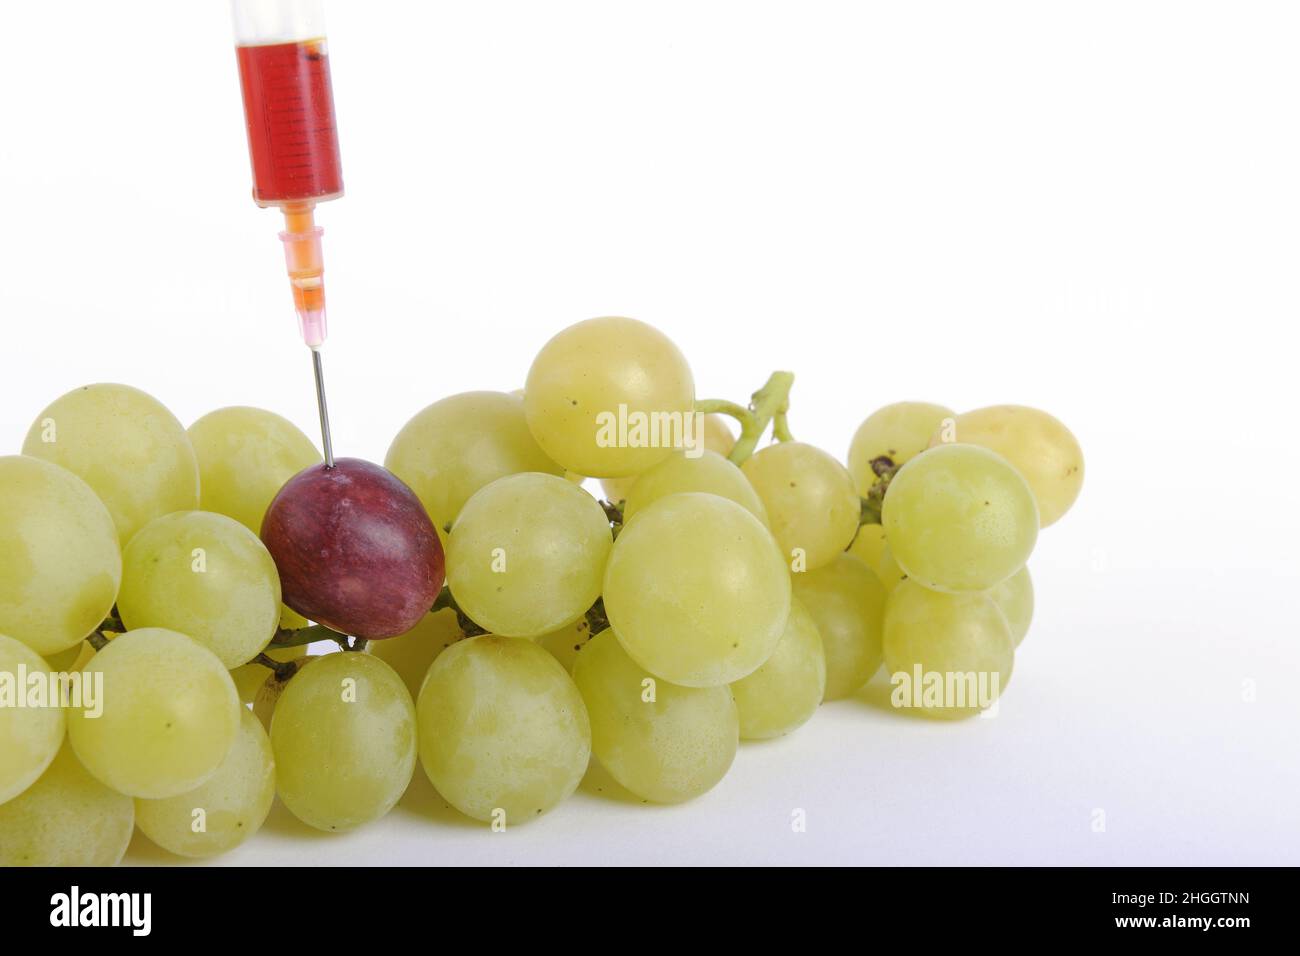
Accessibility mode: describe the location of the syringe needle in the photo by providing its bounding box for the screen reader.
[311,347,335,468]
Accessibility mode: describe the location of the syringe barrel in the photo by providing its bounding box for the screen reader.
[232,0,343,206]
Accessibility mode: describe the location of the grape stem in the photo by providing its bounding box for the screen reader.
[253,651,300,682]
[599,498,624,526]
[858,455,902,526]
[99,606,125,634]
[598,498,626,539]
[266,623,349,651]
[693,398,754,433]
[431,587,489,638]
[697,371,795,466]
[252,625,364,672]
[584,597,611,635]
[80,606,127,653]
[772,411,795,443]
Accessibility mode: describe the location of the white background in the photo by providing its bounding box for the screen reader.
[2,1,1298,865]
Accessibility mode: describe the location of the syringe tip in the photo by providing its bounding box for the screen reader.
[299,308,328,349]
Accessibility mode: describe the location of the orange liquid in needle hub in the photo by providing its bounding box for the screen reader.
[279,203,327,348]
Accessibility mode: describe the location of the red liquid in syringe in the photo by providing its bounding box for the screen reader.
[236,39,343,206]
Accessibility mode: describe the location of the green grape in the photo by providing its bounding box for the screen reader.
[42,642,85,673]
[0,743,134,866]
[848,525,906,592]
[71,642,98,671]
[883,579,1013,719]
[931,405,1084,527]
[792,553,886,700]
[849,522,886,568]
[702,413,738,457]
[70,642,98,672]
[0,455,121,656]
[536,618,597,673]
[730,598,825,740]
[231,644,308,704]
[367,608,464,698]
[573,630,737,804]
[386,391,565,530]
[280,605,310,630]
[68,628,241,799]
[525,317,696,478]
[599,473,637,504]
[624,449,767,524]
[188,406,321,535]
[23,383,199,545]
[848,401,954,496]
[0,634,66,805]
[418,635,591,824]
[604,493,790,687]
[742,442,860,570]
[882,444,1039,592]
[117,511,282,669]
[271,652,416,832]
[989,565,1034,647]
[877,545,906,591]
[447,473,612,638]
[135,710,275,859]
[601,412,738,502]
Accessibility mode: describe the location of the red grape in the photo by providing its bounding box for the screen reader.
[261,458,445,639]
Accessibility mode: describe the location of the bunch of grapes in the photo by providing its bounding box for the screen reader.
[0,316,1083,864]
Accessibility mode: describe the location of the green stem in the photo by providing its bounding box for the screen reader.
[694,399,756,436]
[267,624,348,650]
[772,410,795,443]
[726,371,796,465]
[87,632,110,652]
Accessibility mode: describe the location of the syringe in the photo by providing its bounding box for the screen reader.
[231,0,343,466]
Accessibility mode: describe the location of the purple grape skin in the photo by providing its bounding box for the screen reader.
[262,458,445,639]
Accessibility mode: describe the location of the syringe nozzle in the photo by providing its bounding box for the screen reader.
[297,303,328,349]
[280,205,328,348]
